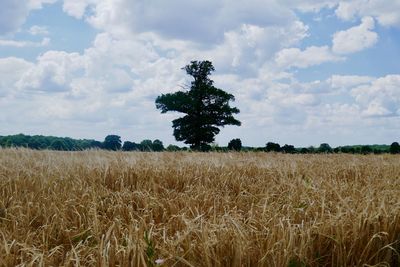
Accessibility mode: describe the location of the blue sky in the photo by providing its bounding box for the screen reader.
[0,0,399,147]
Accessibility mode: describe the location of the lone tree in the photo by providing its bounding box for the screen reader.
[155,60,241,151]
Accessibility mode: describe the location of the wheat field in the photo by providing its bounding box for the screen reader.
[0,148,399,266]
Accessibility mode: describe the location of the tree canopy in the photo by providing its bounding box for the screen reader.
[103,135,122,151]
[155,60,241,151]
[390,142,400,154]
[265,142,281,152]
[122,141,140,151]
[318,143,333,153]
[228,138,242,151]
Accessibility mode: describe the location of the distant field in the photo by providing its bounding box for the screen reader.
[0,149,399,266]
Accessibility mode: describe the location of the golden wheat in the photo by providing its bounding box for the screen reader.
[0,148,399,266]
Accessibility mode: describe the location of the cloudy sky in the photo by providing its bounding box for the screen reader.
[0,0,399,147]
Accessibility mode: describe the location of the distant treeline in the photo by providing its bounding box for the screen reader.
[0,134,167,152]
[243,142,400,154]
[0,134,99,151]
[1,134,400,154]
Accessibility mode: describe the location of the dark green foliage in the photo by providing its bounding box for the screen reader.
[0,134,170,152]
[50,140,68,151]
[228,138,242,151]
[266,142,281,152]
[122,141,140,151]
[210,143,229,152]
[373,148,384,154]
[198,143,212,152]
[144,231,155,267]
[360,145,373,154]
[103,135,122,151]
[300,147,310,154]
[152,139,164,152]
[0,134,99,150]
[140,139,153,151]
[281,144,296,153]
[166,144,181,151]
[90,140,103,149]
[28,137,42,149]
[318,143,332,153]
[155,60,241,150]
[307,146,316,153]
[390,142,400,154]
[338,144,389,154]
[339,146,352,153]
[0,133,396,155]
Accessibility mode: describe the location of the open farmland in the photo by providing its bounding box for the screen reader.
[0,149,399,266]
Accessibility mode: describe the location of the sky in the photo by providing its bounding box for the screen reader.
[0,0,400,147]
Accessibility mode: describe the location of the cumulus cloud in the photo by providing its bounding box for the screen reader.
[332,17,378,54]
[62,0,97,19]
[17,50,85,92]
[275,46,342,69]
[335,0,400,27]
[0,0,56,35]
[192,20,309,75]
[351,75,400,117]
[0,0,29,35]
[0,57,33,96]
[64,0,297,43]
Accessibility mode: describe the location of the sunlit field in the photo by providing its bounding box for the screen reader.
[0,148,399,266]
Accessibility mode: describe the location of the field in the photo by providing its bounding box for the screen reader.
[0,149,399,266]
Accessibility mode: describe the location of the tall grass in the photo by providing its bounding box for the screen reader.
[0,148,399,266]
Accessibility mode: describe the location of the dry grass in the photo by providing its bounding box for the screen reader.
[0,148,399,266]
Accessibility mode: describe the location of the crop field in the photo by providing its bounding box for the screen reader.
[0,149,399,266]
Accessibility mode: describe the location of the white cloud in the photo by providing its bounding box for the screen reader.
[0,37,50,47]
[335,0,400,27]
[68,0,297,43]
[28,25,49,35]
[351,75,400,117]
[0,0,30,35]
[329,75,375,89]
[17,50,84,92]
[62,0,97,19]
[332,16,378,54]
[275,46,343,69]
[192,20,309,75]
[0,0,56,35]
[285,0,339,12]
[0,57,33,96]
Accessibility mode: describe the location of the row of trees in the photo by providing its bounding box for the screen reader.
[262,142,400,154]
[1,134,400,154]
[103,135,166,151]
[0,134,166,152]
[0,134,100,151]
